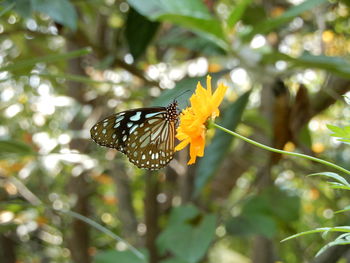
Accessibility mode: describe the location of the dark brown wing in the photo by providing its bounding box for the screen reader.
[90,104,177,170]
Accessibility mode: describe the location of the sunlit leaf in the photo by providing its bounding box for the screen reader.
[263,52,350,79]
[243,0,327,41]
[309,172,350,187]
[127,0,228,50]
[282,226,350,242]
[31,0,77,30]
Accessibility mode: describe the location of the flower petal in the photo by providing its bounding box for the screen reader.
[175,75,228,164]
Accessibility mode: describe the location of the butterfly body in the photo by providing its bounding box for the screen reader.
[91,101,178,170]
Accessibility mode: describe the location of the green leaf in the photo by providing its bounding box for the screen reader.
[127,0,227,50]
[194,91,251,196]
[227,0,253,28]
[309,172,350,187]
[31,0,77,31]
[151,70,230,107]
[0,140,34,158]
[0,1,17,17]
[125,8,160,61]
[327,124,350,141]
[0,47,91,73]
[335,205,350,214]
[281,226,350,242]
[94,250,147,263]
[226,188,300,238]
[160,258,188,263]
[157,205,216,263]
[226,213,277,238]
[159,28,226,56]
[297,124,312,148]
[263,52,350,79]
[315,233,350,257]
[244,0,327,41]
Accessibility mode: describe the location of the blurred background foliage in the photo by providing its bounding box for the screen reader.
[1,0,350,262]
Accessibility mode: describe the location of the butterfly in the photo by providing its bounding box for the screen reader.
[90,101,179,170]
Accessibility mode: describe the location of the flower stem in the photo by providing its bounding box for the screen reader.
[213,123,350,176]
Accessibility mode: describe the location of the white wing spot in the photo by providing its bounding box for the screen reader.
[127,122,133,128]
[112,134,116,139]
[130,112,142,121]
[142,154,146,160]
[145,112,160,118]
[129,125,138,134]
[116,116,124,123]
[102,129,106,134]
[147,118,158,124]
[122,135,127,142]
[103,122,108,127]
[114,122,120,128]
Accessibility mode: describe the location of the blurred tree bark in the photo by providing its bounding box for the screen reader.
[66,38,92,263]
[112,162,140,245]
[145,171,160,263]
[0,233,16,263]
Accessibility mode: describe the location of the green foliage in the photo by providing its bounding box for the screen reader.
[94,250,147,263]
[327,124,350,144]
[0,47,92,73]
[2,0,77,29]
[243,0,327,41]
[226,188,300,238]
[284,106,350,256]
[263,52,350,79]
[227,0,252,28]
[127,0,227,50]
[125,8,160,61]
[309,172,350,190]
[0,139,35,158]
[31,0,77,30]
[157,205,216,263]
[151,71,229,107]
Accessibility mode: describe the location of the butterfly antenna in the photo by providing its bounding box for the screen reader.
[174,89,191,102]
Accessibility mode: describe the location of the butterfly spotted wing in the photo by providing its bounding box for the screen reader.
[90,101,178,170]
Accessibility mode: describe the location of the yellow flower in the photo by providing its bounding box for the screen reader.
[175,75,228,164]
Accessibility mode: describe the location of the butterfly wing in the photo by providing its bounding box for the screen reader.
[90,106,177,170]
[125,111,176,169]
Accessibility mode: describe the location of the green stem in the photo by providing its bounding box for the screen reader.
[213,123,350,176]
